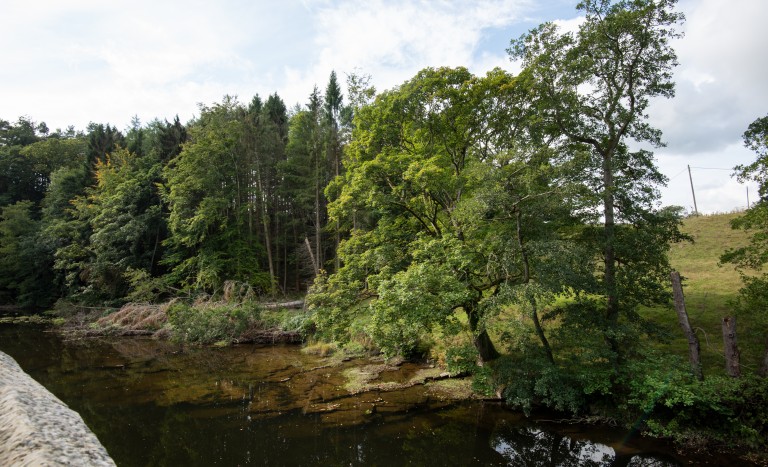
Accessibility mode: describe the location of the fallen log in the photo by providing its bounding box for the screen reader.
[260,300,305,310]
[235,329,303,344]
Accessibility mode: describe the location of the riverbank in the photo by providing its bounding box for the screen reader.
[0,350,115,466]
[10,297,768,466]
[0,323,726,466]
[49,299,308,345]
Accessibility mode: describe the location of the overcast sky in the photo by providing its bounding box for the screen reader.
[2,0,766,213]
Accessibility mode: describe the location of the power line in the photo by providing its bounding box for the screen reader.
[668,167,688,180]
[688,166,732,171]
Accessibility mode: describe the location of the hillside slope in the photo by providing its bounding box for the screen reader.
[648,212,764,373]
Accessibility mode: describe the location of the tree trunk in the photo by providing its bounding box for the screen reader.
[670,271,703,380]
[255,166,275,292]
[283,221,289,293]
[602,151,619,323]
[465,302,499,363]
[314,177,322,274]
[721,317,741,377]
[531,301,554,365]
[304,237,317,275]
[333,138,341,273]
[601,150,621,362]
[516,210,554,364]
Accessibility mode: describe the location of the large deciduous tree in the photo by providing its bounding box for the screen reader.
[509,0,687,356]
[310,67,579,362]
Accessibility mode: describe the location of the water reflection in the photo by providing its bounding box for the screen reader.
[491,425,677,466]
[0,325,690,466]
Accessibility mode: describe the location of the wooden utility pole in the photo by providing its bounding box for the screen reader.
[722,317,741,377]
[670,271,703,380]
[687,165,699,215]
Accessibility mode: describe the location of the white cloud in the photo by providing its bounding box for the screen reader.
[1,0,762,214]
[0,1,309,128]
[647,0,768,212]
[277,0,531,107]
[651,0,768,153]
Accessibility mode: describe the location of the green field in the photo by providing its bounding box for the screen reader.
[644,212,765,375]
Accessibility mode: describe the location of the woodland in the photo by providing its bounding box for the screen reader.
[1,0,767,456]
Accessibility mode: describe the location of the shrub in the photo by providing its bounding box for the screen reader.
[621,356,768,449]
[445,344,478,376]
[167,301,261,344]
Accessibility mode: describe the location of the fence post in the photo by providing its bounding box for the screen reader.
[670,271,703,380]
[721,317,741,377]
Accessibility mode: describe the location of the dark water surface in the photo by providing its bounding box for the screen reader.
[0,324,728,466]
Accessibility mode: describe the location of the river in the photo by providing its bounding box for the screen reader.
[0,324,728,466]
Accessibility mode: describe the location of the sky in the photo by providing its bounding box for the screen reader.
[2,0,766,214]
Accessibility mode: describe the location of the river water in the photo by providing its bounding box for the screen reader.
[0,324,727,466]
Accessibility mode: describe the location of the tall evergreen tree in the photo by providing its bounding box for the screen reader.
[324,71,344,271]
[162,97,268,292]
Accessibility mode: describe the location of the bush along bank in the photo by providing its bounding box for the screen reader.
[475,348,768,465]
[51,296,313,346]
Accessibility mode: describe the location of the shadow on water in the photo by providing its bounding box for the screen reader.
[0,324,725,466]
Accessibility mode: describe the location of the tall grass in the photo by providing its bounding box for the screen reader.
[644,212,764,374]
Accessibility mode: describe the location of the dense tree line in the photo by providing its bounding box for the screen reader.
[2,1,767,448]
[0,71,359,307]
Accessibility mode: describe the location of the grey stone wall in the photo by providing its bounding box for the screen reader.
[0,351,115,466]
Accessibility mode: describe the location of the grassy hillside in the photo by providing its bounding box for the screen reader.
[644,212,765,374]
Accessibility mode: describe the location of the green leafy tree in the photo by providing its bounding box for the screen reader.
[79,148,167,301]
[0,117,81,208]
[311,67,581,361]
[162,97,267,292]
[284,88,327,277]
[243,93,289,293]
[86,123,125,171]
[0,117,42,147]
[0,201,54,306]
[722,114,768,376]
[509,0,687,358]
[325,71,345,271]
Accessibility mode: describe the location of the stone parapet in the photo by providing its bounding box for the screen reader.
[0,351,115,466]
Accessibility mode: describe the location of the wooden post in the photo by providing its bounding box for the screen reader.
[670,271,703,380]
[721,317,741,377]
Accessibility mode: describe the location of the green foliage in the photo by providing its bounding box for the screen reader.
[621,355,768,449]
[257,307,315,338]
[0,117,83,208]
[123,268,172,303]
[167,301,261,345]
[496,353,588,416]
[721,114,768,375]
[445,344,478,375]
[80,148,167,302]
[312,66,584,362]
[509,0,687,358]
[496,297,650,416]
[162,97,266,292]
[0,201,55,306]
